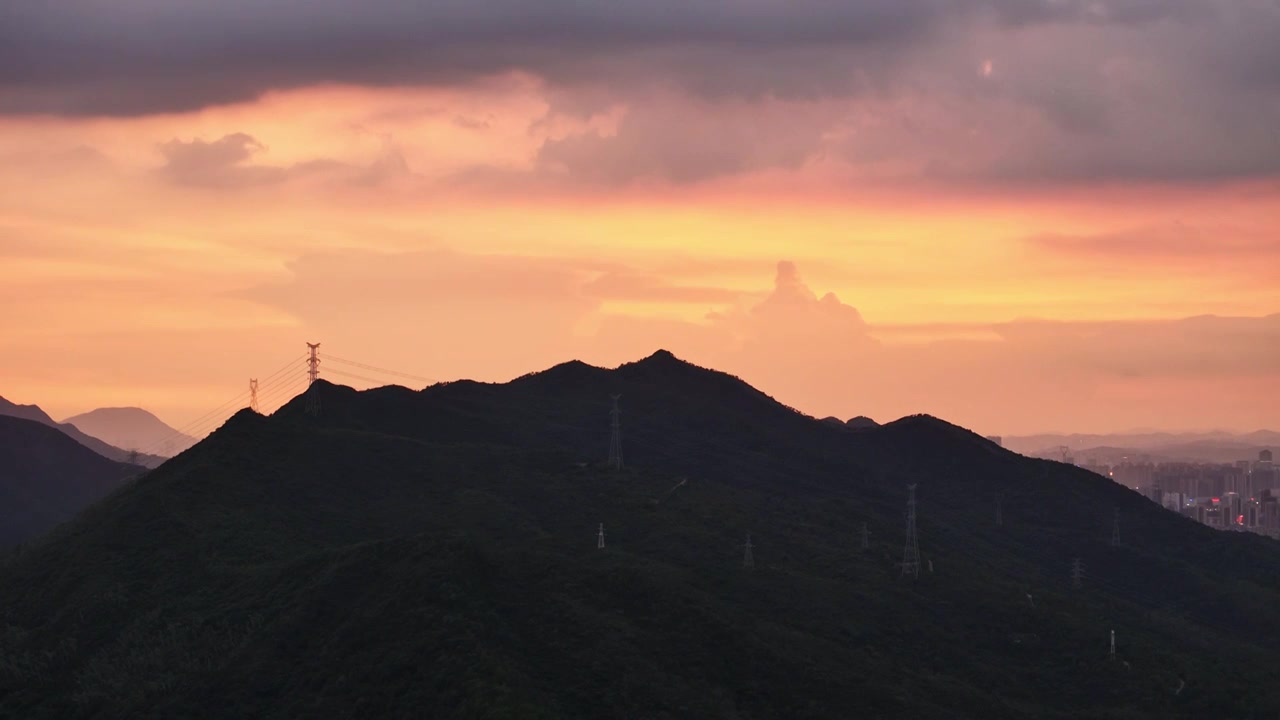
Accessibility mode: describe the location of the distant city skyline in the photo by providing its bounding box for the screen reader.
[2,2,1277,434]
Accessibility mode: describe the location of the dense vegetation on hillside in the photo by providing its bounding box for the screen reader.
[1,351,1278,718]
[0,415,141,546]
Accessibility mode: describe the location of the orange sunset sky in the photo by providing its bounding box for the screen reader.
[1,1,1278,438]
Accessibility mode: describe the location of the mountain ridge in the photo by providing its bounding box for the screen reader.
[0,415,142,546]
[0,396,168,468]
[2,351,1278,718]
[61,406,197,456]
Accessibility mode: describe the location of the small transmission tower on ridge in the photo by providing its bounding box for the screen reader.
[607,394,623,471]
[305,342,321,416]
[1071,557,1085,589]
[1109,629,1117,660]
[249,378,259,413]
[597,523,606,549]
[743,533,755,569]
[900,484,921,579]
[1110,508,1121,547]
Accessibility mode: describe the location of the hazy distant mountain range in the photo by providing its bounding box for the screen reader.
[0,396,169,468]
[0,415,141,546]
[1002,430,1280,464]
[61,407,197,456]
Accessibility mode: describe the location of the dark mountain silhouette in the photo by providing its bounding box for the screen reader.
[1,350,1279,718]
[61,407,197,456]
[846,415,879,429]
[0,396,166,468]
[0,415,142,546]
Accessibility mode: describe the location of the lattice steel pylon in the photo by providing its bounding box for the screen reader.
[607,394,623,471]
[597,523,606,550]
[249,378,259,413]
[306,343,321,385]
[743,533,755,569]
[1072,557,1085,589]
[304,343,322,417]
[900,484,921,578]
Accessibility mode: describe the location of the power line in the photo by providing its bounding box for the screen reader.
[318,353,436,384]
[324,367,387,387]
[138,355,306,457]
[254,374,309,412]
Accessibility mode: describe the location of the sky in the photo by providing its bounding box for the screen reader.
[1,0,1278,439]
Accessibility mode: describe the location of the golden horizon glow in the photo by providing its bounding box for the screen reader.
[2,83,1277,435]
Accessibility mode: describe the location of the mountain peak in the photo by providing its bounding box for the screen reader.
[0,395,56,425]
[62,405,197,457]
[640,348,680,363]
[619,349,708,377]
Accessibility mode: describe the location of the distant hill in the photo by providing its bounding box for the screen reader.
[0,415,141,546]
[1004,430,1280,465]
[1,350,1279,718]
[61,407,197,456]
[1048,443,1276,466]
[0,396,166,468]
[1005,430,1280,454]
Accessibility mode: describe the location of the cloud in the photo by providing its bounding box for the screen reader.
[4,2,1279,186]
[1028,224,1280,264]
[581,271,741,304]
[0,1,1223,117]
[159,133,300,187]
[156,132,412,189]
[536,94,834,184]
[991,315,1280,380]
[572,258,1279,433]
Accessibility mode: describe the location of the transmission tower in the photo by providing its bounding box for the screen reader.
[743,533,755,569]
[305,342,321,416]
[306,342,321,385]
[597,523,606,550]
[859,522,870,552]
[249,378,259,413]
[1110,508,1121,547]
[1071,557,1085,589]
[900,484,921,579]
[1110,629,1116,660]
[995,492,1004,528]
[607,394,623,471]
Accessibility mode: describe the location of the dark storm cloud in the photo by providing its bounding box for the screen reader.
[0,0,1208,117]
